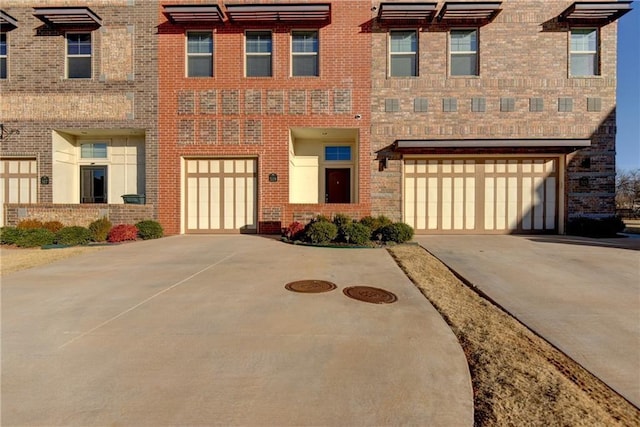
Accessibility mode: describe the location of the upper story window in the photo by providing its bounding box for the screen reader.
[66,33,92,79]
[570,29,598,77]
[187,31,213,77]
[450,29,478,76]
[389,30,417,77]
[292,30,319,77]
[81,142,108,159]
[246,31,272,77]
[0,33,6,79]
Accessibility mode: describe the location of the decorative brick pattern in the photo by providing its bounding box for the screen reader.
[245,89,262,115]
[178,120,195,145]
[100,27,133,81]
[244,120,262,144]
[200,120,217,145]
[199,90,217,114]
[334,89,352,113]
[289,90,306,114]
[266,90,284,114]
[221,120,240,145]
[311,90,329,114]
[178,91,195,115]
[222,90,240,115]
[1,94,133,121]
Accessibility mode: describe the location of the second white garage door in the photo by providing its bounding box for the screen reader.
[404,158,558,234]
[185,158,257,233]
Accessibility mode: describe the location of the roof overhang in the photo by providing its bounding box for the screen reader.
[33,7,102,27]
[437,1,502,23]
[163,5,225,24]
[377,2,438,22]
[395,139,591,151]
[225,3,331,22]
[0,10,18,30]
[558,1,632,25]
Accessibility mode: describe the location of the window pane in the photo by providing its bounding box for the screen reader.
[390,31,416,52]
[293,56,318,76]
[451,54,477,76]
[0,58,6,79]
[189,56,213,77]
[67,33,91,55]
[246,32,272,53]
[68,57,91,78]
[247,56,271,77]
[0,34,6,56]
[391,55,416,77]
[292,31,318,53]
[571,53,596,76]
[188,32,212,54]
[451,30,477,52]
[571,29,597,52]
[81,143,107,158]
[325,146,351,161]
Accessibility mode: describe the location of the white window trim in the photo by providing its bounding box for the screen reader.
[245,30,273,77]
[449,28,479,77]
[186,31,214,78]
[569,28,599,78]
[66,31,92,79]
[1,32,7,79]
[389,29,418,77]
[291,30,319,77]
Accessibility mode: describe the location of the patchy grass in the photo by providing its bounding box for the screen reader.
[388,244,640,427]
[0,246,104,276]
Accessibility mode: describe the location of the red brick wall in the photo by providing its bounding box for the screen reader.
[157,1,372,234]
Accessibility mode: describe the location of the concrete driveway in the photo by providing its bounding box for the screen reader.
[416,234,640,407]
[2,235,473,426]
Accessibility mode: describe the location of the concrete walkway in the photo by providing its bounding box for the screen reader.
[2,235,473,426]
[416,234,640,407]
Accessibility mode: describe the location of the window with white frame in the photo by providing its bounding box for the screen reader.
[292,30,318,77]
[450,29,478,76]
[187,31,213,77]
[570,29,598,76]
[0,33,7,79]
[390,30,417,77]
[66,33,92,79]
[80,142,108,159]
[246,31,272,77]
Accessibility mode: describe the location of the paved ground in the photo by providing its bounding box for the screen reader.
[416,234,640,407]
[1,235,473,426]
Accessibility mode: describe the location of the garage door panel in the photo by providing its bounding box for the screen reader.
[1,159,38,227]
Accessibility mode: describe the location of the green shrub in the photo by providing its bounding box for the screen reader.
[89,217,112,242]
[567,216,625,238]
[313,214,331,223]
[43,221,65,233]
[380,222,414,243]
[136,220,164,240]
[16,219,44,230]
[55,226,92,246]
[304,221,338,244]
[16,228,55,248]
[359,215,394,239]
[107,224,139,243]
[341,222,372,245]
[1,227,26,245]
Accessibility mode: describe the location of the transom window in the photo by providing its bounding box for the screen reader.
[0,33,6,79]
[292,30,319,77]
[390,30,417,77]
[66,33,92,79]
[450,29,478,76]
[81,143,107,159]
[246,31,272,77]
[570,29,598,77]
[325,146,351,161]
[187,31,213,77]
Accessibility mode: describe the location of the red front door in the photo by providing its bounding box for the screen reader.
[325,168,350,203]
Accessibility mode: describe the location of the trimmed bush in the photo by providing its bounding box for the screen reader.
[304,221,338,244]
[284,221,305,240]
[567,216,625,238]
[136,220,164,240]
[332,213,353,242]
[16,228,55,248]
[341,222,372,245]
[16,219,44,230]
[107,224,139,243]
[89,217,112,242]
[359,215,393,240]
[380,222,414,243]
[1,227,26,245]
[43,221,65,233]
[56,226,92,246]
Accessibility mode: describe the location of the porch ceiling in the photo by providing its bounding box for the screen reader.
[290,127,357,141]
[57,128,146,137]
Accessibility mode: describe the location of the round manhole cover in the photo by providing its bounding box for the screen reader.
[285,280,337,293]
[343,286,398,304]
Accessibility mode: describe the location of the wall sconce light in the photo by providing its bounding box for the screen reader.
[268,173,278,182]
[378,157,388,172]
[0,124,20,140]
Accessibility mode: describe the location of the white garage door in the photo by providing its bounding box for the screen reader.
[404,158,558,234]
[185,158,257,234]
[0,159,38,227]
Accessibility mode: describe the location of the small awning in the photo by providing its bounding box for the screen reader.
[395,139,591,149]
[33,7,102,27]
[0,10,18,29]
[225,3,331,22]
[437,1,502,23]
[558,1,632,25]
[163,5,225,24]
[378,2,438,22]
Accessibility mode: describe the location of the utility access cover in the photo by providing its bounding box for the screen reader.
[285,280,337,293]
[343,286,398,304]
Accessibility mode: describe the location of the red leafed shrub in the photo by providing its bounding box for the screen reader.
[284,221,305,240]
[107,224,139,243]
